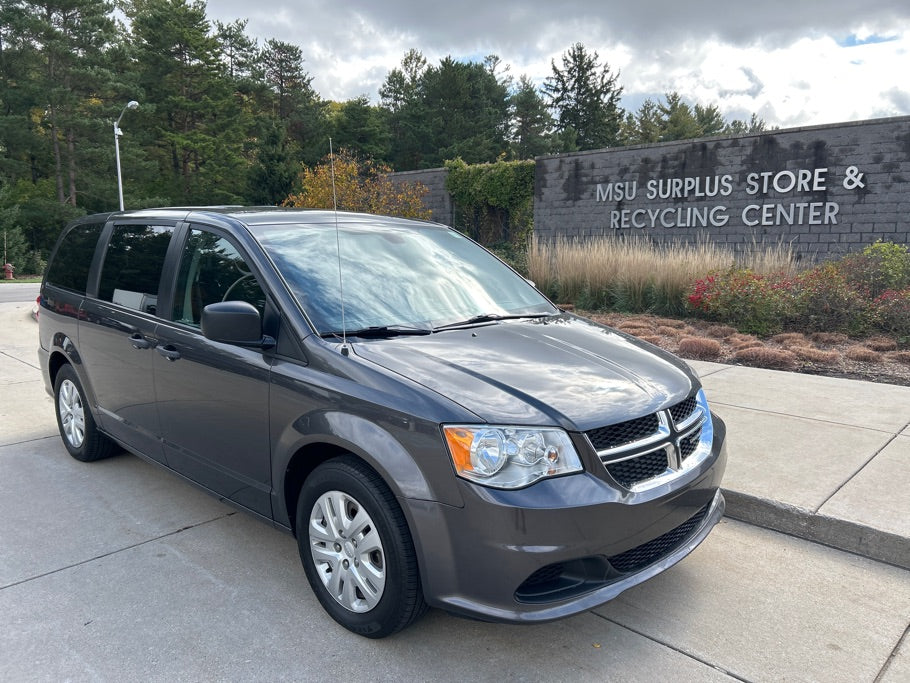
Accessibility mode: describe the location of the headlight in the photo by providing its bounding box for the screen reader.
[442,425,583,489]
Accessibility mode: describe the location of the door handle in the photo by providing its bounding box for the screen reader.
[129,333,153,350]
[156,345,181,361]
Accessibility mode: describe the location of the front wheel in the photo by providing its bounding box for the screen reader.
[54,364,115,462]
[297,456,427,638]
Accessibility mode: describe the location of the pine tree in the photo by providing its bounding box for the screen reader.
[508,75,555,159]
[543,43,623,151]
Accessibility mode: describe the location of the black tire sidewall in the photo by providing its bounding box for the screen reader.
[296,457,419,638]
[53,365,108,462]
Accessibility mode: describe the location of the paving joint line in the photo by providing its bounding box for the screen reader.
[874,621,909,683]
[591,611,753,682]
[815,429,906,513]
[0,435,59,449]
[709,398,906,434]
[0,350,41,370]
[0,512,237,592]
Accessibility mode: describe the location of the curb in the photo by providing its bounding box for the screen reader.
[722,488,910,570]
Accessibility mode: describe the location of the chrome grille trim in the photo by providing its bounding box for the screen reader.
[586,390,714,492]
[594,412,670,461]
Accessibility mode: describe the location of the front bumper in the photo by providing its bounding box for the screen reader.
[405,419,726,623]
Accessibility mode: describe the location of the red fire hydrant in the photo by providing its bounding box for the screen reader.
[4,263,14,279]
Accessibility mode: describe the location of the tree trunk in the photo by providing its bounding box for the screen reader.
[66,128,77,206]
[47,105,66,204]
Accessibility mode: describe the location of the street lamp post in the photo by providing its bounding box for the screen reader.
[114,100,139,212]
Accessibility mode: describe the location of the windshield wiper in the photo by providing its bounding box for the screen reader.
[433,312,553,331]
[321,325,432,339]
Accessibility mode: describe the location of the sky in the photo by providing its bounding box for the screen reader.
[204,0,910,129]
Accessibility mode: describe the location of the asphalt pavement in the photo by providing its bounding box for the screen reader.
[1,287,908,682]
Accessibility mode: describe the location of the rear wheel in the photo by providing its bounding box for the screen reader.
[297,456,427,638]
[54,364,115,462]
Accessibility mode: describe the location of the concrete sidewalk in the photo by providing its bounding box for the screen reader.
[691,359,910,570]
[2,296,908,570]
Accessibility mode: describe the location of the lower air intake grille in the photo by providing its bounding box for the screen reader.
[607,503,710,574]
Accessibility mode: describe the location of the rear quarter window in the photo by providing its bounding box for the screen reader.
[44,222,105,294]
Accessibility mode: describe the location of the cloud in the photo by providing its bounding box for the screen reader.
[203,0,910,127]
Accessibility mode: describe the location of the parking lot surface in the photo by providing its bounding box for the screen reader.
[1,293,908,682]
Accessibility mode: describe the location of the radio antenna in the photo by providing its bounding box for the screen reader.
[329,138,348,354]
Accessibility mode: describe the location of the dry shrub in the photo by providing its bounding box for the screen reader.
[732,347,797,370]
[864,336,898,352]
[558,303,575,311]
[653,317,687,329]
[791,347,840,364]
[638,335,665,346]
[885,350,910,365]
[616,320,654,330]
[617,325,653,336]
[705,324,737,338]
[771,333,809,346]
[656,325,685,338]
[731,339,765,351]
[845,346,883,363]
[810,332,849,345]
[677,337,722,360]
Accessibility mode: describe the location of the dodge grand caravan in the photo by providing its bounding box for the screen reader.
[38,207,726,638]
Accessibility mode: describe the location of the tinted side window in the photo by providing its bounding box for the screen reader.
[45,222,105,293]
[98,224,173,315]
[172,228,265,327]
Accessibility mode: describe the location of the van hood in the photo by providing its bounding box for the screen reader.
[351,314,697,431]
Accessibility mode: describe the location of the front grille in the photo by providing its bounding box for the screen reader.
[679,428,701,460]
[586,413,660,451]
[669,395,697,425]
[586,392,708,490]
[607,503,710,573]
[605,449,669,488]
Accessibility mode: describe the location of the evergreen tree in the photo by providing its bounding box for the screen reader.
[695,103,726,137]
[417,56,510,167]
[215,19,258,82]
[246,117,296,205]
[330,96,391,162]
[621,98,662,145]
[657,92,703,141]
[726,113,768,135]
[10,0,119,208]
[260,39,327,165]
[508,75,555,159]
[128,0,247,204]
[380,49,429,170]
[543,43,623,151]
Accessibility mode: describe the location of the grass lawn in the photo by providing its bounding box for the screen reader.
[0,277,42,283]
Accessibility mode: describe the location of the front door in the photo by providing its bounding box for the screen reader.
[153,227,273,517]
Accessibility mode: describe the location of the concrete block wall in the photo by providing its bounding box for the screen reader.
[533,116,910,261]
[387,168,453,225]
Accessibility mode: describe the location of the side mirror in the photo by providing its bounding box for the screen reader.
[201,301,274,348]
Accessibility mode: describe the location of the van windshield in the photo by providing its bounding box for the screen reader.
[251,221,556,336]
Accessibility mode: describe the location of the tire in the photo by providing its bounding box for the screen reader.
[54,364,116,462]
[296,456,427,638]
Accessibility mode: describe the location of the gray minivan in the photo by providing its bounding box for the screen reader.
[38,207,726,637]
